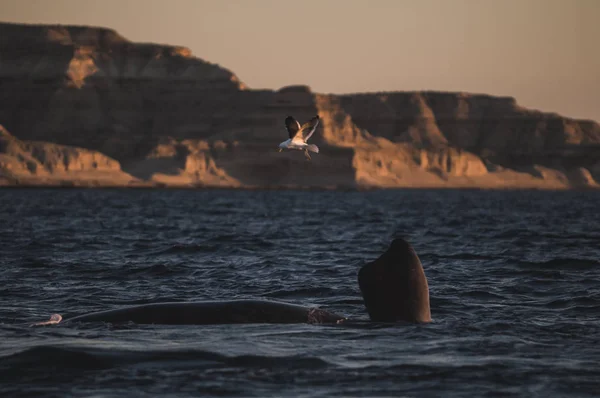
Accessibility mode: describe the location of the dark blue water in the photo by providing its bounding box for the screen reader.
[1,188,599,397]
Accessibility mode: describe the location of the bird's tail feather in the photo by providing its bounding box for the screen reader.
[307,144,319,153]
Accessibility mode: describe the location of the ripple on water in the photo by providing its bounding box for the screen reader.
[1,189,600,397]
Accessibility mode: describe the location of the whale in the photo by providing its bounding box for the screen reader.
[33,238,431,326]
[358,238,431,323]
[36,300,346,326]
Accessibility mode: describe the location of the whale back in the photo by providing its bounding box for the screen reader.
[62,300,345,325]
[358,238,431,323]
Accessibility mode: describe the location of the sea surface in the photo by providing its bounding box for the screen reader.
[0,188,599,397]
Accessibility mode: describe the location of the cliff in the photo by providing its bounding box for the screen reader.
[0,125,136,186]
[1,22,599,190]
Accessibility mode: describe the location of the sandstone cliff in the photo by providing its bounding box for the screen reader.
[0,125,135,186]
[1,22,599,190]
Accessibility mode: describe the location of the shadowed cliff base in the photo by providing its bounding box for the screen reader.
[1,22,599,190]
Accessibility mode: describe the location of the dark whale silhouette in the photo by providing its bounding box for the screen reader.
[358,238,431,323]
[50,300,345,325]
[33,239,430,326]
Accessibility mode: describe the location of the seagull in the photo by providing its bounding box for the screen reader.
[278,115,320,160]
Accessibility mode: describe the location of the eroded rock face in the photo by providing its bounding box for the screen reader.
[1,22,599,189]
[124,138,241,187]
[0,22,246,162]
[0,125,135,186]
[314,93,600,189]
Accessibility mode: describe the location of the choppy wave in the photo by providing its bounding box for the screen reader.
[0,345,330,373]
[1,188,600,397]
[516,258,600,270]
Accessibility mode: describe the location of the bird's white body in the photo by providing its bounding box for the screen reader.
[278,138,319,153]
[278,115,320,160]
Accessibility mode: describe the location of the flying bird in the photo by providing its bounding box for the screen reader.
[278,115,320,160]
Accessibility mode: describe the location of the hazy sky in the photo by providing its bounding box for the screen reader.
[1,0,599,121]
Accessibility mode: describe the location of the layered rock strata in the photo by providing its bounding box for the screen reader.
[1,22,598,189]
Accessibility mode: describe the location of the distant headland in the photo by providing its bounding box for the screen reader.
[1,22,599,190]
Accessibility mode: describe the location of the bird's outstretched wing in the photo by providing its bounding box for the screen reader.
[285,116,301,139]
[299,115,320,142]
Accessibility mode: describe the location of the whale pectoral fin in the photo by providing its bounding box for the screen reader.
[31,313,63,327]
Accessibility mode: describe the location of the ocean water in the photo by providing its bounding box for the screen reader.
[0,188,599,397]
